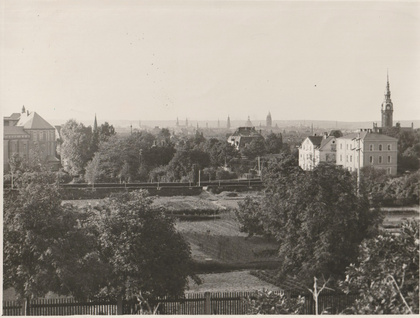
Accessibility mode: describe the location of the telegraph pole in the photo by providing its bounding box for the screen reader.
[352,133,361,196]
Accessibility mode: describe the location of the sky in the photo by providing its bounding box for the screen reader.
[1,0,420,125]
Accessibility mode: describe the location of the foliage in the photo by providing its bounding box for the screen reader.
[265,132,283,154]
[60,119,95,176]
[236,196,267,237]
[236,155,381,282]
[341,221,419,314]
[3,172,99,301]
[87,190,196,300]
[361,167,420,206]
[383,128,420,173]
[98,122,116,143]
[240,137,267,160]
[85,130,175,183]
[242,290,305,314]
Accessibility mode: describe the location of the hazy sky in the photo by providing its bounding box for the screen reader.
[1,0,420,124]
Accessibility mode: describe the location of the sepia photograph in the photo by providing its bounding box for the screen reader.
[2,0,419,315]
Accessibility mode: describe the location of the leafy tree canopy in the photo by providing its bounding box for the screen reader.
[87,190,196,300]
[341,221,419,314]
[3,172,98,301]
[236,155,381,282]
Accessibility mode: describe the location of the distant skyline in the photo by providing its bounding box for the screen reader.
[2,1,420,124]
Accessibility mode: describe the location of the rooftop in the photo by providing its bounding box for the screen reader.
[16,112,55,130]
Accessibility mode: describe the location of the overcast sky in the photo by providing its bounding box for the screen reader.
[1,0,420,124]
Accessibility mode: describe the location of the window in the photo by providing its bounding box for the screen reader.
[387,144,391,150]
[388,167,392,174]
[369,144,374,151]
[346,155,348,162]
[340,143,342,150]
[379,156,382,164]
[347,144,349,150]
[379,144,382,151]
[350,155,352,162]
[388,156,391,163]
[369,156,373,164]
[340,155,342,161]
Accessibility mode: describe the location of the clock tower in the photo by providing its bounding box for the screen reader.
[381,73,393,128]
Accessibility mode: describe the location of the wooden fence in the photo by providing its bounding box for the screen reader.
[3,291,357,315]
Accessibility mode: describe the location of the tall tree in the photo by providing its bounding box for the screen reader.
[60,119,95,176]
[88,190,196,300]
[3,172,99,302]
[237,156,381,282]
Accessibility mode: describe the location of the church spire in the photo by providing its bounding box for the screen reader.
[381,71,394,128]
[94,113,98,132]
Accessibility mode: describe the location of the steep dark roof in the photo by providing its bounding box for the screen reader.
[231,127,262,137]
[16,112,55,130]
[307,136,323,147]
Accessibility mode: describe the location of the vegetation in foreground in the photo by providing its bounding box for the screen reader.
[3,171,197,305]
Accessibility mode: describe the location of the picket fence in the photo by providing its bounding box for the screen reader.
[3,291,357,315]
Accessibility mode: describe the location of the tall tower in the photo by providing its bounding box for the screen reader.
[381,72,393,128]
[227,115,231,129]
[266,111,272,128]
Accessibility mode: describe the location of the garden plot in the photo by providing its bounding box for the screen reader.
[186,270,280,293]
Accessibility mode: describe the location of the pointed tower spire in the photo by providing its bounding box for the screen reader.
[21,105,26,114]
[94,113,98,132]
[227,115,231,129]
[381,71,394,128]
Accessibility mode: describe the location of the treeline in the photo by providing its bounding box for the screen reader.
[57,119,286,183]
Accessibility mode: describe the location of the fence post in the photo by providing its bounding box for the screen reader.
[21,298,29,316]
[117,296,123,315]
[204,292,211,315]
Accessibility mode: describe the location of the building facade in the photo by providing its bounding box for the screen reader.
[228,126,264,150]
[336,130,398,175]
[3,108,60,172]
[298,134,337,171]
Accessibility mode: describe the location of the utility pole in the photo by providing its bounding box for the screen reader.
[352,133,362,196]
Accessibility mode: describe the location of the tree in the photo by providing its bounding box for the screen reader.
[3,172,100,303]
[87,190,196,300]
[60,119,95,176]
[341,221,419,314]
[236,156,381,282]
[240,138,267,160]
[98,122,116,143]
[265,133,283,154]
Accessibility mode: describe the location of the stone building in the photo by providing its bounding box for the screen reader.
[227,126,264,150]
[3,107,60,172]
[336,130,398,175]
[298,134,337,171]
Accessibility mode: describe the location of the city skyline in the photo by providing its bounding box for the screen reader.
[2,1,420,123]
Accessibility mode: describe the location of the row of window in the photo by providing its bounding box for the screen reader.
[340,143,393,151]
[338,154,392,164]
[31,131,55,142]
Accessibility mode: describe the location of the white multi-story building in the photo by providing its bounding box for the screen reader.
[336,129,398,175]
[299,134,337,171]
